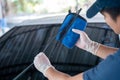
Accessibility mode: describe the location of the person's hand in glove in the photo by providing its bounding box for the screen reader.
[33,52,54,77]
[72,29,100,55]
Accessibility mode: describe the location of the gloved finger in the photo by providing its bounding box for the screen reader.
[37,52,45,57]
[33,56,40,70]
[34,52,47,63]
[34,52,44,65]
[72,29,84,35]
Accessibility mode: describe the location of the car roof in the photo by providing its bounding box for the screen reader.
[7,13,105,27]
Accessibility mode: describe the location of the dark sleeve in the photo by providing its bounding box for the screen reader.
[83,49,120,80]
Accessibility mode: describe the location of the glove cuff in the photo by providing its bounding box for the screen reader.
[43,65,55,77]
[85,41,100,55]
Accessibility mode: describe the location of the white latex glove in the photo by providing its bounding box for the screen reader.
[72,29,100,55]
[33,52,54,77]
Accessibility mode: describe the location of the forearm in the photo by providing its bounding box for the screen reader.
[96,44,119,59]
[46,67,83,80]
[46,67,70,80]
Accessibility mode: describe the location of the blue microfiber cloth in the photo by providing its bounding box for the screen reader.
[56,9,87,48]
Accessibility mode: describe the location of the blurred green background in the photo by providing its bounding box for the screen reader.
[4,0,95,16]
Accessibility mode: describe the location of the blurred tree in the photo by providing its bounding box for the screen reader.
[0,0,8,17]
[5,0,95,16]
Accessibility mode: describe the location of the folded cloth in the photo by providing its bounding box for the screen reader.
[56,12,87,48]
